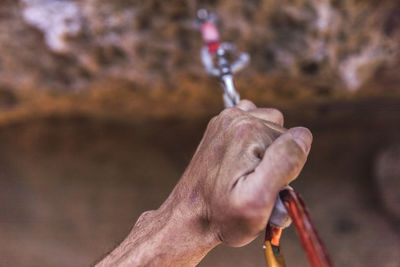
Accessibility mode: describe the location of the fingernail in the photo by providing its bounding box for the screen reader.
[290,127,312,154]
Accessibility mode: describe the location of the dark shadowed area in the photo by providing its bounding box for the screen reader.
[0,0,400,266]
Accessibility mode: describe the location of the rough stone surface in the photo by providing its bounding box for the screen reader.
[0,0,399,94]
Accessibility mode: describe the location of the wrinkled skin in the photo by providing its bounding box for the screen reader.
[97,100,312,266]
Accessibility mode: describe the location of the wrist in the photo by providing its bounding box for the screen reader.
[97,188,220,266]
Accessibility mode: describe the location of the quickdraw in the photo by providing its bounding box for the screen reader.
[196,9,334,267]
[197,9,249,108]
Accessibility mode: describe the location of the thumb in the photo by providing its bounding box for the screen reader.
[244,127,313,201]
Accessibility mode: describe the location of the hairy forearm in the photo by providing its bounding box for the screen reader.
[96,188,221,266]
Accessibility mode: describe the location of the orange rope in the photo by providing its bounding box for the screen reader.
[280,189,334,267]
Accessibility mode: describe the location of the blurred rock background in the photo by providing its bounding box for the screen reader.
[0,0,399,266]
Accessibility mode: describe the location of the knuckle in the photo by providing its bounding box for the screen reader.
[134,210,156,227]
[205,115,219,133]
[238,99,256,109]
[231,117,260,137]
[233,118,253,130]
[218,107,242,126]
[208,115,218,126]
[239,99,254,106]
[229,116,268,141]
[268,108,284,124]
[220,107,241,118]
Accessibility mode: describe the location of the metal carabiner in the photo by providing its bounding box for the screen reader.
[264,223,286,267]
[197,9,249,108]
[264,190,292,267]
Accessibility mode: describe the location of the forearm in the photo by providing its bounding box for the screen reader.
[96,191,220,266]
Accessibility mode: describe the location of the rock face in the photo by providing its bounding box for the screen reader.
[374,144,400,222]
[22,0,83,53]
[1,0,399,94]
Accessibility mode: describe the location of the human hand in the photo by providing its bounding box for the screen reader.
[176,100,312,247]
[97,100,312,266]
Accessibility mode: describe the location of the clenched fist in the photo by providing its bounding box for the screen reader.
[97,100,312,267]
